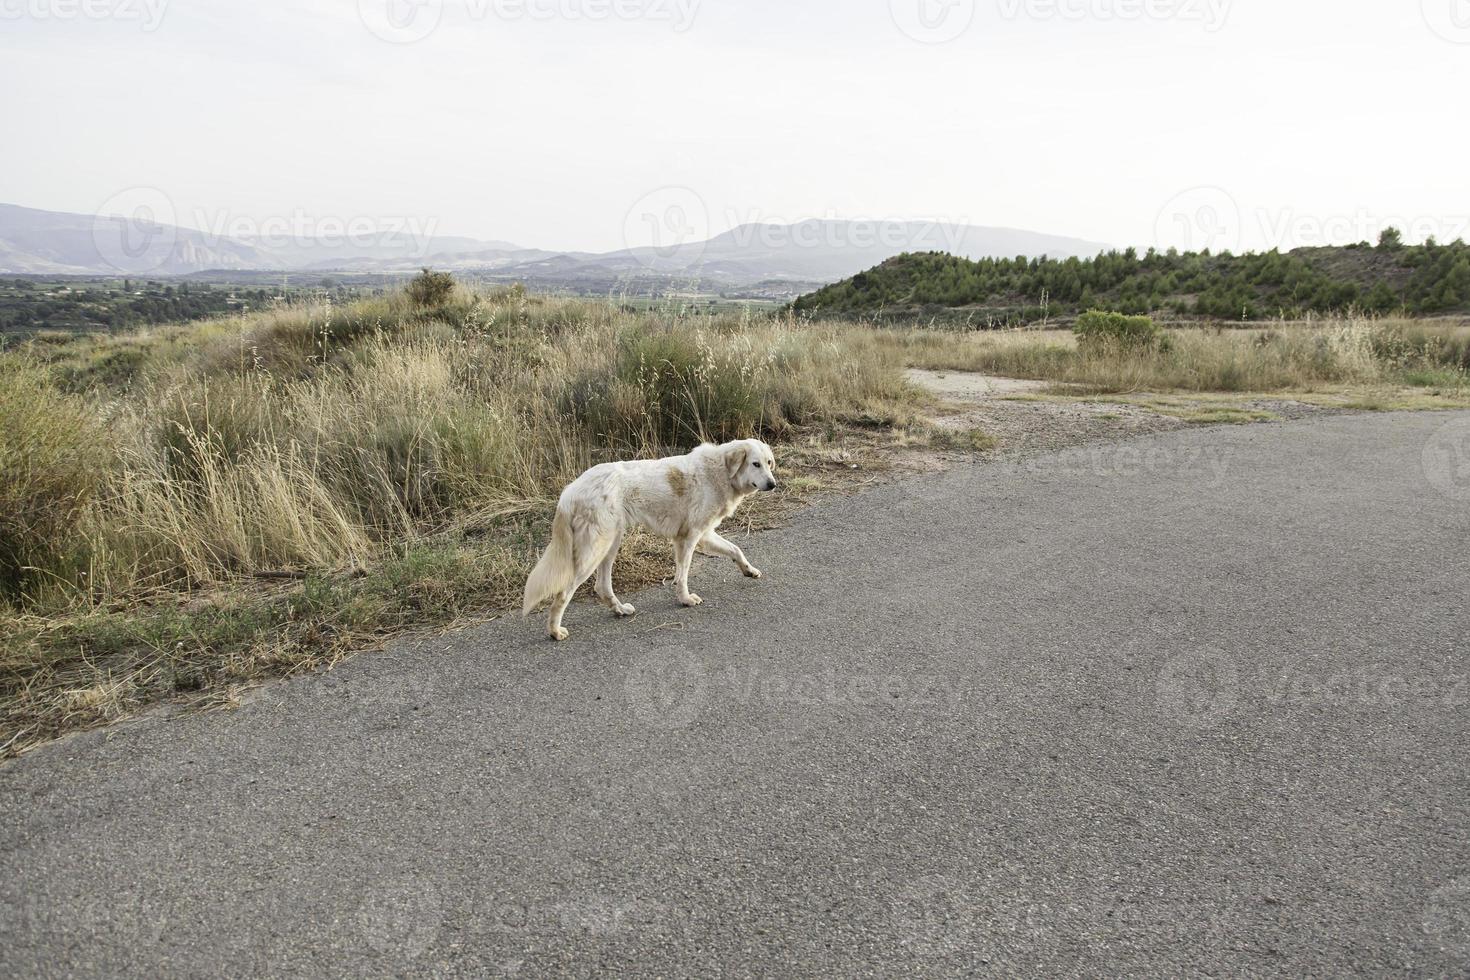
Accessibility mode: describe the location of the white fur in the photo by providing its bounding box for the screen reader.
[522,439,777,640]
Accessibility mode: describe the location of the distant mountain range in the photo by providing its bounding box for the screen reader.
[0,203,1109,295]
[0,203,530,277]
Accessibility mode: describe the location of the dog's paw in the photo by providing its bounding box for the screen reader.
[679,593,703,607]
[549,626,570,641]
[742,566,762,579]
[614,602,637,618]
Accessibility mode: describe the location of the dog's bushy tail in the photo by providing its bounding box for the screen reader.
[522,509,575,617]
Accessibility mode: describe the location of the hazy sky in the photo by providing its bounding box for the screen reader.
[4,0,1468,254]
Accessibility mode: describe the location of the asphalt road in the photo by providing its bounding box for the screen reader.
[4,411,1470,977]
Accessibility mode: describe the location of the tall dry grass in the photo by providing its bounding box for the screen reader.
[880,317,1470,394]
[7,303,1465,607]
[2,285,913,607]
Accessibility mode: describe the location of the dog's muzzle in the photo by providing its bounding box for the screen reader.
[762,480,778,492]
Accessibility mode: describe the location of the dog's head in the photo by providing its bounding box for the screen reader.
[724,439,778,495]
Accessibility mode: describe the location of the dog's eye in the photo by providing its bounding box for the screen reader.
[753,461,762,468]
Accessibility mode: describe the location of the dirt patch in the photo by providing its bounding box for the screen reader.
[904,368,1355,458]
[907,369,1053,400]
[907,368,1190,456]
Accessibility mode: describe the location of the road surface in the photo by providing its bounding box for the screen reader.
[4,411,1470,977]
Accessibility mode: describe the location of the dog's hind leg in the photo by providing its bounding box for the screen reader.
[594,532,635,618]
[697,529,761,579]
[546,519,618,641]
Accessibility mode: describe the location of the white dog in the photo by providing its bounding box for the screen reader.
[522,439,778,640]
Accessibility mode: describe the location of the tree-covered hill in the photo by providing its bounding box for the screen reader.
[791,232,1470,324]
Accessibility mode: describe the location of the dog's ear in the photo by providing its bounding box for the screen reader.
[724,441,748,480]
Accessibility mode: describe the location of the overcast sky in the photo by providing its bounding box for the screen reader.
[4,0,1468,254]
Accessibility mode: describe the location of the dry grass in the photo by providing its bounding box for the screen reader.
[877,317,1470,397]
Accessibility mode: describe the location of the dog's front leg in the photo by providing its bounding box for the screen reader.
[698,530,761,579]
[673,534,702,606]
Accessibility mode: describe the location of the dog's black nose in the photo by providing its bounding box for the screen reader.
[763,481,777,492]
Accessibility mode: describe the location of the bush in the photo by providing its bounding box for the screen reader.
[565,326,782,450]
[0,366,112,600]
[1073,310,1167,352]
[406,268,456,308]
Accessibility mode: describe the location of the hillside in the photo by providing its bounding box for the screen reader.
[791,236,1470,323]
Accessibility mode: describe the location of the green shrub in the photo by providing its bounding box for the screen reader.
[565,326,773,450]
[1073,310,1167,352]
[0,366,112,600]
[406,268,456,308]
